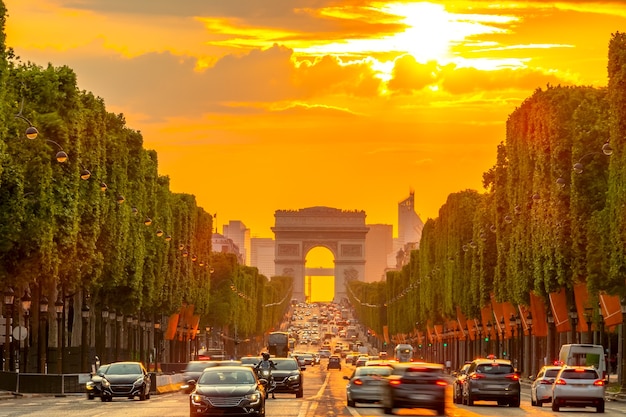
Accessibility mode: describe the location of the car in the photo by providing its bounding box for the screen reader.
[181,360,244,393]
[270,357,304,398]
[100,361,151,402]
[462,357,520,407]
[188,366,266,417]
[355,356,369,367]
[381,362,447,415]
[344,365,392,407]
[328,355,342,370]
[318,349,331,359]
[85,364,110,399]
[451,363,470,404]
[530,365,562,406]
[551,366,605,413]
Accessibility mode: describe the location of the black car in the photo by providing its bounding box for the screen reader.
[85,364,110,400]
[328,355,342,370]
[189,366,266,417]
[100,361,152,401]
[462,357,520,407]
[270,357,304,398]
[381,362,447,416]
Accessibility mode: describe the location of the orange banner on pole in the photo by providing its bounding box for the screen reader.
[164,313,179,341]
[600,292,623,327]
[549,289,571,333]
[529,292,548,337]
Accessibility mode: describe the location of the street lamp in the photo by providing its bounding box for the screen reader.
[547,308,555,364]
[21,290,32,372]
[585,307,593,343]
[101,306,109,363]
[509,314,516,364]
[526,311,534,376]
[486,321,493,354]
[38,295,48,373]
[3,287,15,371]
[54,295,64,374]
[516,315,523,372]
[154,320,161,371]
[477,322,483,357]
[499,316,505,358]
[81,301,90,372]
[569,305,578,343]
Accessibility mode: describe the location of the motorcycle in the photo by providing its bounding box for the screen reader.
[256,366,276,399]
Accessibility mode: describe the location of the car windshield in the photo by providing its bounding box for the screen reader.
[545,369,560,378]
[199,370,255,385]
[476,363,515,374]
[96,365,110,376]
[274,360,298,370]
[186,362,213,372]
[106,363,142,375]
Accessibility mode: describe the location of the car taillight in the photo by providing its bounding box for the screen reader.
[554,378,566,385]
[389,380,402,386]
[540,379,553,384]
[436,380,447,387]
[593,380,605,386]
[470,374,486,380]
[353,379,363,385]
[506,374,520,381]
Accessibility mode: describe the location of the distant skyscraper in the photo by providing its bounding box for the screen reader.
[397,190,424,248]
[251,237,275,278]
[365,224,393,282]
[222,220,251,265]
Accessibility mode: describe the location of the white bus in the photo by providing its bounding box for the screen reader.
[394,343,414,362]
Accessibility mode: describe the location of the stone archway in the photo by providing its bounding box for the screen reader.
[271,207,369,303]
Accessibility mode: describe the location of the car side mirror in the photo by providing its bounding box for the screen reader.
[343,375,350,380]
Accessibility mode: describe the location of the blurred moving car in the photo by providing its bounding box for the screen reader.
[381,362,447,416]
[328,355,342,370]
[530,365,562,406]
[189,366,266,417]
[344,365,392,407]
[271,357,304,398]
[551,366,605,413]
[462,357,520,407]
[85,363,110,400]
[100,361,151,402]
[451,363,470,404]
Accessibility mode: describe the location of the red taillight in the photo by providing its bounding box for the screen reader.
[554,379,566,385]
[540,379,553,385]
[506,374,520,381]
[389,380,402,386]
[436,380,447,387]
[353,379,363,386]
[470,374,486,380]
[593,380,605,387]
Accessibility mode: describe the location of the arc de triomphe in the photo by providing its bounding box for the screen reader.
[271,207,369,303]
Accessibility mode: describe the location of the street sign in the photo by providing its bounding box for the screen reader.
[13,326,28,341]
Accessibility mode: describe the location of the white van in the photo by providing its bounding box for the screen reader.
[558,344,607,379]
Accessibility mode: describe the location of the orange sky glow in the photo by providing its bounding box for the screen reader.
[5,0,624,239]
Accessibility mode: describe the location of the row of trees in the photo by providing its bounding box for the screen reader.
[350,32,626,340]
[0,3,291,371]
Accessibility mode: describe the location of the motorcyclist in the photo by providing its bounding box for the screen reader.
[256,352,277,398]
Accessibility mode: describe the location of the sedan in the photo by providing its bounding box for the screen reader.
[530,365,562,406]
[551,366,605,413]
[189,366,265,417]
[381,362,447,416]
[344,365,392,407]
[100,361,151,402]
[85,363,110,400]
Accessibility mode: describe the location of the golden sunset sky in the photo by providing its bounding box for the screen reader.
[4,1,623,239]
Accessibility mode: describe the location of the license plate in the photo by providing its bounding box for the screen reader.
[411,394,432,400]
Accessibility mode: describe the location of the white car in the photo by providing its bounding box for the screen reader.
[530,365,561,406]
[552,366,605,413]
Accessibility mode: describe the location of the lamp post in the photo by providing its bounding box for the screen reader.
[499,317,505,358]
[21,290,32,372]
[116,311,123,361]
[154,320,161,371]
[81,301,90,372]
[516,315,523,372]
[585,307,593,343]
[486,321,493,354]
[38,296,48,373]
[527,312,534,377]
[146,318,152,370]
[54,296,64,374]
[547,308,555,365]
[509,314,516,366]
[139,315,146,365]
[477,323,483,357]
[126,315,133,361]
[3,287,15,371]
[569,306,578,344]
[101,306,109,363]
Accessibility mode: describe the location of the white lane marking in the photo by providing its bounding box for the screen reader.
[297,400,310,417]
[310,372,331,400]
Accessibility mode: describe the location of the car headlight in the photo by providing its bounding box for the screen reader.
[245,393,261,403]
[101,379,110,388]
[191,394,208,405]
[288,375,300,382]
[134,377,144,386]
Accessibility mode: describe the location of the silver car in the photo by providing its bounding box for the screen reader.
[530,365,561,406]
[551,366,605,413]
[344,365,392,407]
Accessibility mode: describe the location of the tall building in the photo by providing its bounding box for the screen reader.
[222,220,251,265]
[397,190,424,248]
[365,224,393,282]
[211,233,244,264]
[250,237,275,278]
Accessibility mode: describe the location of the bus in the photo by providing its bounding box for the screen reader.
[394,343,414,362]
[268,331,290,357]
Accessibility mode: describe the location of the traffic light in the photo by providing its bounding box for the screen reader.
[484,336,490,342]
[443,342,448,347]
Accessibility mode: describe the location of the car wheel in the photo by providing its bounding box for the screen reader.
[597,399,605,413]
[467,391,474,406]
[347,397,355,407]
[436,405,445,416]
[139,388,147,401]
[510,395,520,407]
[383,406,393,415]
[87,393,94,400]
[296,387,303,398]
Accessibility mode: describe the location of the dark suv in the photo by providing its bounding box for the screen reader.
[271,357,304,398]
[462,357,520,407]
